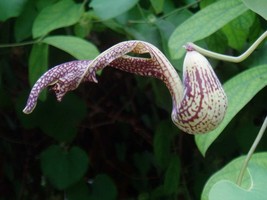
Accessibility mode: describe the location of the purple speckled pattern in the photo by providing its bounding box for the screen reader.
[23,60,94,114]
[172,50,227,134]
[24,40,182,115]
[23,40,227,134]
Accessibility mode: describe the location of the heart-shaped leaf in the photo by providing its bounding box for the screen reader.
[201,152,267,200]
[66,181,91,200]
[90,174,117,200]
[40,145,89,190]
[18,93,87,142]
[209,164,267,200]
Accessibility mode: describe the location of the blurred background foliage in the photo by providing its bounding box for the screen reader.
[0,0,266,199]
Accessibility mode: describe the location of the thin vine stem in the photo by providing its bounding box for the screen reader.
[188,30,267,63]
[236,115,267,186]
[0,40,38,48]
[0,35,46,48]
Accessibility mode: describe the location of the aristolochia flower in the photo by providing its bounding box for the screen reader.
[23,40,227,134]
[172,45,227,134]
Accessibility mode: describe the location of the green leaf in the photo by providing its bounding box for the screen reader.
[14,0,38,42]
[29,43,49,101]
[89,0,138,20]
[90,174,117,200]
[35,0,59,11]
[168,0,248,59]
[209,164,267,200]
[155,9,192,70]
[163,155,180,195]
[126,22,161,47]
[33,0,83,38]
[153,121,176,169]
[199,0,217,9]
[66,181,91,200]
[201,152,267,200]
[39,94,87,142]
[43,36,99,60]
[150,0,164,14]
[40,145,89,190]
[0,0,27,21]
[245,44,267,67]
[222,11,255,51]
[74,12,93,38]
[17,93,87,142]
[195,65,267,156]
[29,43,49,86]
[242,0,267,20]
[204,31,228,54]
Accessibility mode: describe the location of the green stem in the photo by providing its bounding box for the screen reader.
[188,30,267,63]
[0,40,37,48]
[236,115,267,186]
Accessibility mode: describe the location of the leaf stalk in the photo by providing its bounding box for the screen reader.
[236,115,267,186]
[188,30,267,63]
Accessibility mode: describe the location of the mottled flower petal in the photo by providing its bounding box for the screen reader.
[23,60,93,114]
[85,41,184,107]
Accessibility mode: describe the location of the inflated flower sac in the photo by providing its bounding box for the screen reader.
[172,45,227,134]
[23,40,227,134]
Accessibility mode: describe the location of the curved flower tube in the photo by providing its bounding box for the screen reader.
[23,40,227,134]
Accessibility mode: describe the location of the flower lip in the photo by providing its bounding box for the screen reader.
[23,60,93,114]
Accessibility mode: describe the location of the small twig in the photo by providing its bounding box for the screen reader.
[236,115,267,186]
[188,30,267,63]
